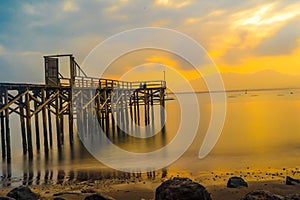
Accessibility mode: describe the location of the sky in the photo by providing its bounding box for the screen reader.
[0,0,300,89]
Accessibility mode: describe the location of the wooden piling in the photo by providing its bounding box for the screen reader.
[68,90,73,144]
[133,92,137,124]
[105,88,109,133]
[0,91,6,159]
[59,93,64,145]
[136,91,140,126]
[160,89,165,129]
[4,90,11,162]
[150,90,155,132]
[34,92,40,151]
[144,88,148,125]
[56,90,61,148]
[41,89,49,152]
[124,90,129,132]
[120,91,125,131]
[47,103,53,148]
[25,91,33,160]
[19,93,27,155]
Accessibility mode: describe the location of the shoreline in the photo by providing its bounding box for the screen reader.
[1,174,300,200]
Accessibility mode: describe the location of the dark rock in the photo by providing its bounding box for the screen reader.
[155,177,211,200]
[7,186,39,200]
[84,193,115,200]
[285,194,300,200]
[286,176,300,185]
[227,176,248,188]
[242,190,284,200]
[0,197,14,200]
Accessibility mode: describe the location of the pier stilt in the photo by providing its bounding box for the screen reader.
[34,92,40,151]
[42,89,49,153]
[0,91,6,159]
[68,90,73,145]
[25,91,33,160]
[5,90,11,162]
[19,93,27,155]
[56,90,61,149]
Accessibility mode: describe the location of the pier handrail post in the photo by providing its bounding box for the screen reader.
[0,90,6,159]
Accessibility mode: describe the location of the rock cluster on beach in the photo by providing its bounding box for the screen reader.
[0,174,300,200]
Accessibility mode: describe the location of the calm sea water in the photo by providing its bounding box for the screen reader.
[1,89,300,186]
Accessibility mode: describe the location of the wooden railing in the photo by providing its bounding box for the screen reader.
[73,77,166,90]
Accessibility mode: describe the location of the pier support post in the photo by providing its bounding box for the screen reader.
[68,89,74,145]
[5,90,11,163]
[41,89,49,153]
[0,91,6,159]
[34,92,40,151]
[47,96,53,148]
[25,91,33,160]
[136,90,140,126]
[19,93,27,155]
[160,89,165,130]
[59,92,64,145]
[56,90,62,149]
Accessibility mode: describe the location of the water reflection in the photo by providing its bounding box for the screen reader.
[0,107,170,186]
[1,91,300,186]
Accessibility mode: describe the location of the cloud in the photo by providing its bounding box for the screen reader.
[255,19,300,56]
[63,1,79,12]
[0,44,6,55]
[1,0,300,84]
[145,56,178,68]
[232,1,300,38]
[23,4,38,15]
[154,0,192,9]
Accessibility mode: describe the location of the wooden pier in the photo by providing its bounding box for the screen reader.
[0,54,166,163]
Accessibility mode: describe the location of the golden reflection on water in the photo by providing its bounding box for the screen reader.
[1,90,300,185]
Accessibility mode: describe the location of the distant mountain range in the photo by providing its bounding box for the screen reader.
[189,70,300,92]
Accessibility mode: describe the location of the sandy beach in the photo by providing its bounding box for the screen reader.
[1,167,299,200]
[1,179,300,200]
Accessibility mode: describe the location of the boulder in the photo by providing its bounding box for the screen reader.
[84,193,115,200]
[286,176,300,185]
[227,176,248,188]
[155,177,211,200]
[242,190,284,200]
[7,186,39,200]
